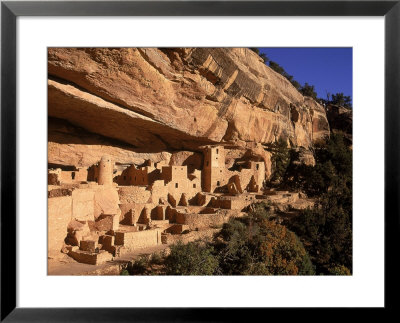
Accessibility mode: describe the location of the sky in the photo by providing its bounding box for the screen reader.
[258,48,352,100]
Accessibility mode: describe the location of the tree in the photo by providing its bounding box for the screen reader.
[300,83,318,99]
[259,53,269,64]
[291,80,301,90]
[331,92,345,106]
[287,187,352,274]
[326,90,331,102]
[328,264,351,275]
[164,240,219,275]
[249,48,269,64]
[215,203,315,275]
[331,92,352,108]
[281,133,353,274]
[343,95,352,108]
[265,138,291,184]
[249,48,260,55]
[269,60,286,75]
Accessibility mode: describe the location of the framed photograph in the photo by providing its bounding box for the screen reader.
[1,0,399,321]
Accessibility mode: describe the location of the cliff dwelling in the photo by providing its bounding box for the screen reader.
[47,47,334,274]
[48,145,291,268]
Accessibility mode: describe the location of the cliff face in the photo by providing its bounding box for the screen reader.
[48,48,329,168]
[326,105,352,144]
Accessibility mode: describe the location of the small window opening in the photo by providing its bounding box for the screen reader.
[216,149,219,154]
[71,172,75,180]
[256,164,259,170]
[217,181,220,186]
[175,183,178,188]
[193,184,196,188]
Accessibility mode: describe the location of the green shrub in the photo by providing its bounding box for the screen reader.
[120,269,129,275]
[215,207,315,275]
[150,251,164,265]
[328,264,351,275]
[126,255,151,275]
[164,241,219,275]
[265,138,290,185]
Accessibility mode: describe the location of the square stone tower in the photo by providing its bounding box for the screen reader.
[202,146,226,192]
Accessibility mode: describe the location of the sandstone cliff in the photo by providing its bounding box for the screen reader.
[48,48,330,169]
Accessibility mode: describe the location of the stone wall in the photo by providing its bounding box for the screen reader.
[48,196,72,258]
[174,210,241,230]
[114,229,161,251]
[118,186,151,204]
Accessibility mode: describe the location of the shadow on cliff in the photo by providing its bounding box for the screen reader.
[48,117,169,154]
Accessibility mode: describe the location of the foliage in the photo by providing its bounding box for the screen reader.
[287,191,353,274]
[214,203,315,275]
[121,251,167,275]
[269,60,286,75]
[279,133,352,274]
[249,48,269,63]
[328,264,351,275]
[259,53,269,64]
[249,48,260,55]
[300,83,318,99]
[281,133,352,197]
[164,240,219,275]
[290,80,302,91]
[150,251,165,265]
[267,60,303,90]
[265,137,291,184]
[331,92,352,108]
[120,203,315,276]
[125,255,151,275]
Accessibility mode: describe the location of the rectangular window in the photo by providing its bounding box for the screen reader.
[193,184,196,188]
[256,164,259,170]
[175,183,178,188]
[216,148,219,154]
[217,181,220,186]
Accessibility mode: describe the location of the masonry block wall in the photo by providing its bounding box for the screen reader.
[114,229,161,250]
[203,146,226,192]
[48,196,73,258]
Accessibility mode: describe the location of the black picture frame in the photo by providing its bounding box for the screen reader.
[1,0,399,321]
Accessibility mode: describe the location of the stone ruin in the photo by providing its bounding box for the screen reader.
[48,146,308,267]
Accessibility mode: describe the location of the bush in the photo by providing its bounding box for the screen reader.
[150,251,165,265]
[286,188,352,274]
[328,264,351,275]
[120,269,129,275]
[330,93,352,108]
[164,241,219,275]
[300,83,318,99]
[215,205,315,275]
[126,255,151,275]
[265,138,290,185]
